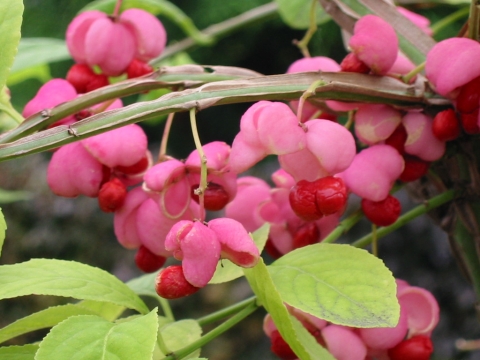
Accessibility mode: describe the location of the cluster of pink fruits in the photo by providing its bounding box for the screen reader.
[264,279,439,360]
[22,5,479,359]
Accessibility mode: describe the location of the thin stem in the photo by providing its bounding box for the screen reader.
[468,0,480,40]
[294,0,318,58]
[158,112,175,163]
[430,6,470,36]
[352,189,456,248]
[401,62,425,84]
[158,296,175,322]
[371,224,378,257]
[196,296,257,326]
[1,106,23,126]
[297,80,327,123]
[161,302,259,360]
[150,2,279,65]
[456,338,480,351]
[322,210,363,244]
[344,110,354,130]
[113,0,123,17]
[189,108,207,221]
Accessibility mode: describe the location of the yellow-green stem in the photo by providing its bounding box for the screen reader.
[401,62,425,84]
[161,301,259,360]
[431,6,470,36]
[352,189,456,248]
[322,210,363,244]
[295,0,318,57]
[297,80,326,123]
[189,108,207,221]
[372,224,378,257]
[158,112,175,163]
[344,110,354,130]
[468,0,480,40]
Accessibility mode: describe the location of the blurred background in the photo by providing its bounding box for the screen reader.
[1,0,478,359]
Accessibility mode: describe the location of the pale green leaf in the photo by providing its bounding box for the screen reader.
[0,345,38,360]
[269,244,399,327]
[0,259,149,314]
[126,272,159,300]
[275,0,331,29]
[0,208,6,258]
[0,304,99,345]
[35,309,158,360]
[75,300,125,321]
[0,0,23,91]
[10,39,70,75]
[159,319,202,358]
[0,86,23,130]
[244,258,335,360]
[7,64,51,87]
[210,223,270,284]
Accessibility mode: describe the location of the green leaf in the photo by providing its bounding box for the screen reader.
[0,86,23,130]
[0,208,6,258]
[275,0,331,29]
[80,0,213,45]
[0,259,149,314]
[244,258,335,360]
[10,38,70,75]
[0,0,23,91]
[7,64,51,87]
[0,305,92,344]
[159,319,202,358]
[126,272,159,300]
[210,223,270,284]
[0,345,38,360]
[36,309,158,360]
[269,244,399,327]
[75,300,125,321]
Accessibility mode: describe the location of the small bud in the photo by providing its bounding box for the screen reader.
[66,64,109,93]
[155,265,201,299]
[340,52,370,73]
[270,330,297,360]
[98,178,127,212]
[385,124,408,154]
[289,176,347,221]
[361,195,401,226]
[314,176,347,216]
[460,110,480,134]
[456,75,480,114]
[399,155,430,183]
[134,245,167,273]
[289,180,323,221]
[292,222,320,250]
[126,58,154,79]
[388,335,433,360]
[432,109,460,142]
